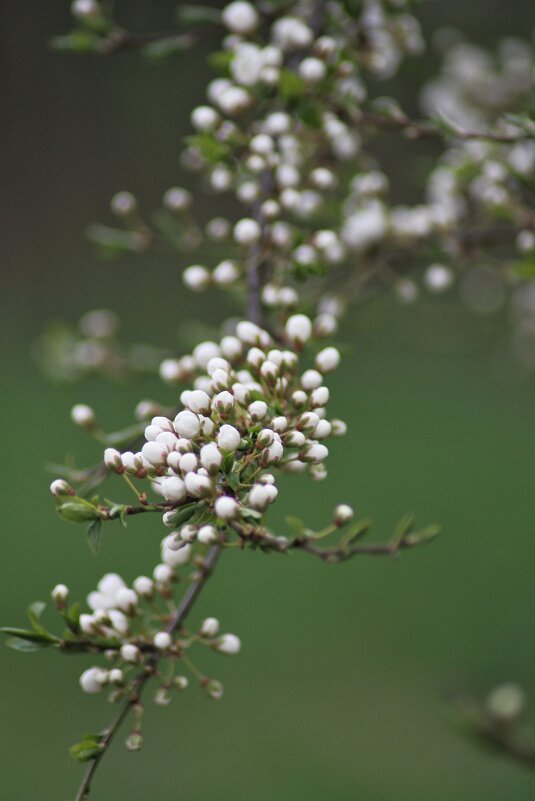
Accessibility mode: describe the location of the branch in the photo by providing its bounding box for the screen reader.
[355,108,535,145]
[74,543,222,801]
[98,30,195,55]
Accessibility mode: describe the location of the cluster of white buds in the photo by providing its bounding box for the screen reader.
[100,315,348,546]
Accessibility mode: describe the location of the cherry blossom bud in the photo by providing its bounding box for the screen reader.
[185,390,211,415]
[174,410,201,439]
[234,218,261,245]
[298,412,320,431]
[50,479,74,497]
[198,524,218,545]
[121,643,140,663]
[80,667,107,694]
[163,187,192,212]
[221,1,259,34]
[141,441,168,468]
[184,472,213,498]
[153,563,174,585]
[334,504,354,526]
[213,391,234,415]
[109,668,124,686]
[213,260,240,286]
[115,588,138,614]
[71,403,96,430]
[257,429,274,447]
[183,265,211,291]
[286,430,306,447]
[311,386,330,407]
[249,483,278,510]
[159,476,187,503]
[314,419,332,439]
[133,576,154,598]
[301,443,329,463]
[191,105,220,132]
[217,424,242,451]
[301,369,323,390]
[51,584,69,606]
[200,617,220,637]
[299,57,327,83]
[215,496,239,520]
[285,314,312,346]
[331,419,348,436]
[200,443,223,474]
[249,400,268,421]
[214,633,241,655]
[72,0,100,21]
[315,346,341,373]
[263,440,283,464]
[104,447,124,473]
[111,191,136,217]
[220,336,243,361]
[153,631,172,651]
[424,263,454,293]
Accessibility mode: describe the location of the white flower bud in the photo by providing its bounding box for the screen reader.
[184,472,213,499]
[72,0,100,20]
[264,440,283,463]
[214,496,240,520]
[153,563,174,584]
[179,453,198,474]
[260,360,279,382]
[285,430,306,447]
[120,643,140,663]
[153,631,172,651]
[50,479,73,497]
[183,265,211,292]
[163,187,192,212]
[234,218,261,245]
[221,1,259,34]
[71,403,96,429]
[104,447,123,473]
[133,576,154,598]
[285,314,312,346]
[213,260,240,286]
[314,419,332,439]
[334,504,354,525]
[141,441,168,468]
[217,424,242,452]
[315,346,340,373]
[107,610,129,635]
[200,443,223,474]
[249,483,278,510]
[200,617,220,637]
[214,633,241,655]
[301,443,329,463]
[79,614,95,634]
[218,86,251,116]
[51,584,69,604]
[198,524,218,545]
[311,386,329,407]
[109,668,124,686]
[191,105,220,132]
[300,369,323,390]
[193,341,221,369]
[174,410,201,439]
[79,667,107,694]
[115,588,138,614]
[186,389,212,415]
[98,573,125,596]
[272,17,313,50]
[257,429,275,447]
[159,476,187,503]
[220,335,243,361]
[248,400,268,421]
[331,419,347,436]
[213,391,234,415]
[423,263,454,293]
[299,57,326,83]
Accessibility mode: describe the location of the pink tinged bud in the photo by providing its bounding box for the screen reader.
[334,504,354,526]
[50,479,73,497]
[104,448,124,473]
[213,391,234,415]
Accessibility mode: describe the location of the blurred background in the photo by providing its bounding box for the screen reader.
[2,2,535,799]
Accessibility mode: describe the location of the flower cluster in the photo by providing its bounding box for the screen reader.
[102,314,346,538]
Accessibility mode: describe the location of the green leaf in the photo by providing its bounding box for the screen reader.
[142,34,195,62]
[56,496,103,524]
[69,734,104,763]
[241,508,262,522]
[186,133,231,164]
[64,602,81,634]
[162,503,198,529]
[86,223,149,257]
[27,602,57,642]
[286,516,305,536]
[87,519,102,554]
[279,70,306,102]
[49,31,101,54]
[4,637,49,653]
[176,4,221,25]
[0,627,56,647]
[207,49,233,75]
[404,524,440,547]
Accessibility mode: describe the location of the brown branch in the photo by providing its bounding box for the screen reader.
[98,30,194,55]
[73,543,222,801]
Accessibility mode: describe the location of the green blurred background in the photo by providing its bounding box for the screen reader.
[2,2,535,799]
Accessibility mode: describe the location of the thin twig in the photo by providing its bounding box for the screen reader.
[74,543,222,801]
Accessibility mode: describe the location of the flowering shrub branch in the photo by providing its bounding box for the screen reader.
[5,0,535,796]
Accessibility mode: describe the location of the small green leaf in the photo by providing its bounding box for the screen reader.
[64,602,81,634]
[142,34,195,62]
[56,496,103,524]
[286,516,305,536]
[87,519,102,554]
[176,4,221,25]
[4,637,49,652]
[241,508,262,522]
[69,734,103,763]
